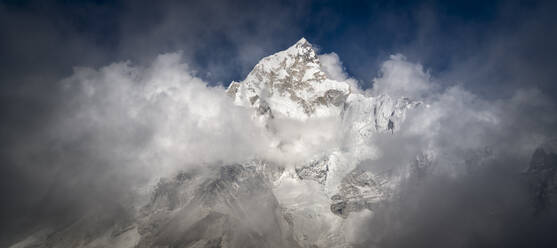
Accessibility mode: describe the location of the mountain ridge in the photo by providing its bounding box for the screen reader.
[13,38,546,248]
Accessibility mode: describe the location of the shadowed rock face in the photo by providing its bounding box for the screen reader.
[295,158,329,184]
[330,168,392,218]
[135,164,300,248]
[526,143,557,214]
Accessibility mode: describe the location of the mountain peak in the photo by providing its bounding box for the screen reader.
[292,37,311,50]
[296,37,308,45]
[226,38,350,120]
[283,37,317,61]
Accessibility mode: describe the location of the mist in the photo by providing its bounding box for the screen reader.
[1,0,557,247]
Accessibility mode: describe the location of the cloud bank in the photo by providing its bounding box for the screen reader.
[1,1,557,247]
[354,53,557,248]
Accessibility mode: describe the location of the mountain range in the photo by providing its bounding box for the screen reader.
[9,38,556,248]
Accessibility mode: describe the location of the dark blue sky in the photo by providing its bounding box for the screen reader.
[1,0,554,98]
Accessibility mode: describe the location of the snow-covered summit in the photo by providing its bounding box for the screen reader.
[226,38,421,135]
[227,38,351,120]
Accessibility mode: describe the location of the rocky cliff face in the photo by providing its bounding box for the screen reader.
[133,164,299,248]
[526,140,557,214]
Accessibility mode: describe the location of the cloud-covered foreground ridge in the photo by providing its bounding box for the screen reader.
[11,39,557,248]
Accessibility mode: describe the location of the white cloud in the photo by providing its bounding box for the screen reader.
[319,52,348,81]
[52,50,555,184]
[318,52,361,93]
[371,54,433,98]
[353,53,557,179]
[52,52,353,182]
[56,53,273,180]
